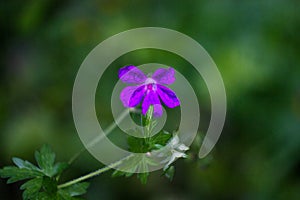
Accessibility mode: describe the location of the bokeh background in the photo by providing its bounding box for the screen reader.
[1,0,300,199]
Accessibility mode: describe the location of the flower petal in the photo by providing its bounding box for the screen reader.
[152,68,175,85]
[119,65,147,84]
[129,85,145,107]
[142,90,163,117]
[120,85,139,107]
[157,85,180,108]
[153,104,163,117]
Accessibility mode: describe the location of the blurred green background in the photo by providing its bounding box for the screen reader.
[1,0,300,199]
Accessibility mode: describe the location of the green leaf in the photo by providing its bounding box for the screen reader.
[0,145,75,199]
[137,156,150,184]
[111,170,126,177]
[20,177,43,200]
[20,175,58,200]
[57,191,77,200]
[137,172,149,185]
[60,182,90,197]
[150,130,172,147]
[112,154,156,184]
[163,166,175,181]
[12,157,40,171]
[36,192,53,200]
[127,135,147,153]
[42,176,57,195]
[112,170,134,178]
[35,145,56,177]
[127,130,172,153]
[0,166,43,183]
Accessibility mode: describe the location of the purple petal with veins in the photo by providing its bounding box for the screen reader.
[157,84,180,108]
[119,65,147,84]
[152,68,175,85]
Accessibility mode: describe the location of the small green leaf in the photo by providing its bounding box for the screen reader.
[60,182,90,197]
[137,156,150,184]
[127,130,172,153]
[0,166,43,183]
[150,130,172,147]
[111,170,126,177]
[127,135,147,153]
[163,166,175,181]
[137,172,149,185]
[112,170,134,178]
[12,157,40,171]
[20,177,43,200]
[35,145,56,177]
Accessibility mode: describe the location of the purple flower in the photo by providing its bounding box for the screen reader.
[119,65,180,117]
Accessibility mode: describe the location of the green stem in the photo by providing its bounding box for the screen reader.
[145,106,153,143]
[58,166,111,189]
[59,155,131,189]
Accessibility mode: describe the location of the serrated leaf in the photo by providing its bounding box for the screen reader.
[60,182,89,197]
[35,145,56,177]
[12,157,41,171]
[0,166,43,183]
[1,145,74,200]
[20,177,43,200]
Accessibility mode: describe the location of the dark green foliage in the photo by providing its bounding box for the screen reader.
[0,165,44,184]
[127,130,172,153]
[0,145,89,200]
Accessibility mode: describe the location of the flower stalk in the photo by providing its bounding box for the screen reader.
[59,154,132,189]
